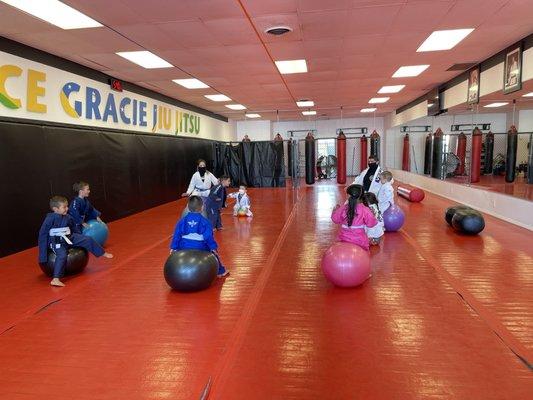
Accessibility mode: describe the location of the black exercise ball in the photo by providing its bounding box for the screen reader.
[451,208,485,235]
[164,250,218,292]
[39,247,89,277]
[445,205,471,226]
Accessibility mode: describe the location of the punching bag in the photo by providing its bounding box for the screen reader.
[471,127,482,183]
[505,125,518,183]
[527,133,533,183]
[484,131,494,174]
[424,133,432,175]
[360,135,368,172]
[455,132,467,175]
[336,131,347,184]
[305,132,316,185]
[287,139,293,177]
[431,128,445,179]
[370,130,380,159]
[402,133,410,171]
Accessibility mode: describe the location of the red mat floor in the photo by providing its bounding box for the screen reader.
[0,183,531,399]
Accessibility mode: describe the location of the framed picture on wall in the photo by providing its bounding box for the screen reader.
[467,66,480,104]
[503,43,522,94]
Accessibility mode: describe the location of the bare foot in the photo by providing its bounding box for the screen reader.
[50,278,65,287]
[103,252,114,258]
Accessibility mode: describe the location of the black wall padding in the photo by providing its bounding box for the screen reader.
[0,120,214,257]
[213,141,285,188]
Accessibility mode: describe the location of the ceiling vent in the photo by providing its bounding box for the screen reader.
[447,62,477,71]
[265,26,292,36]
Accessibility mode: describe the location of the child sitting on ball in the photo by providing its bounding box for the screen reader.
[170,196,229,277]
[377,171,395,214]
[38,196,113,287]
[69,181,104,232]
[227,185,253,217]
[331,184,378,251]
[362,192,384,245]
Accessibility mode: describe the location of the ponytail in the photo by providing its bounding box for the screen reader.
[346,184,363,226]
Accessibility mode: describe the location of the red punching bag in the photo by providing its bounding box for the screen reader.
[402,133,410,171]
[337,130,346,184]
[360,135,368,172]
[455,132,467,175]
[470,127,482,183]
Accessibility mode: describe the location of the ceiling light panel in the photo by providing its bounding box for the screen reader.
[205,94,232,102]
[0,0,102,29]
[484,102,508,108]
[378,85,405,94]
[116,51,173,69]
[275,59,308,74]
[226,104,247,110]
[173,79,209,89]
[417,29,474,52]
[296,100,314,107]
[369,97,390,104]
[392,65,429,78]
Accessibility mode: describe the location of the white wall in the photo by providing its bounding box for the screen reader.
[272,117,384,139]
[518,109,533,131]
[236,120,271,141]
[442,80,468,109]
[236,117,385,142]
[391,100,428,127]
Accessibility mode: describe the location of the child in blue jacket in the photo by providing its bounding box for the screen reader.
[39,196,113,287]
[170,196,229,277]
[69,181,103,231]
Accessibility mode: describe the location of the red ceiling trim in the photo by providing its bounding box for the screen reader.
[235,0,298,106]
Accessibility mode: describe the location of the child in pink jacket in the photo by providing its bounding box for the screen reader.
[331,184,378,251]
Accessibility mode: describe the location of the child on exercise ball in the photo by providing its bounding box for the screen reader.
[39,196,113,287]
[227,185,253,217]
[170,196,229,277]
[377,171,395,214]
[331,184,378,251]
[362,192,384,245]
[69,181,104,231]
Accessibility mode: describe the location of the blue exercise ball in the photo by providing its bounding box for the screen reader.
[83,219,109,246]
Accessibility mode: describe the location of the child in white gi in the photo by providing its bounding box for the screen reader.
[362,192,384,245]
[377,171,395,214]
[227,185,253,217]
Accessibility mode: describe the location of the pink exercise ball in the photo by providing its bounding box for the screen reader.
[321,242,371,287]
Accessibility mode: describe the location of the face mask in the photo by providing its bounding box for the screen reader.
[239,189,245,194]
[198,166,206,175]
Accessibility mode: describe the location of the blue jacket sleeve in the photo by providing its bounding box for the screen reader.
[68,215,81,234]
[38,215,51,263]
[86,200,101,220]
[68,198,84,225]
[201,218,218,251]
[170,219,184,250]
